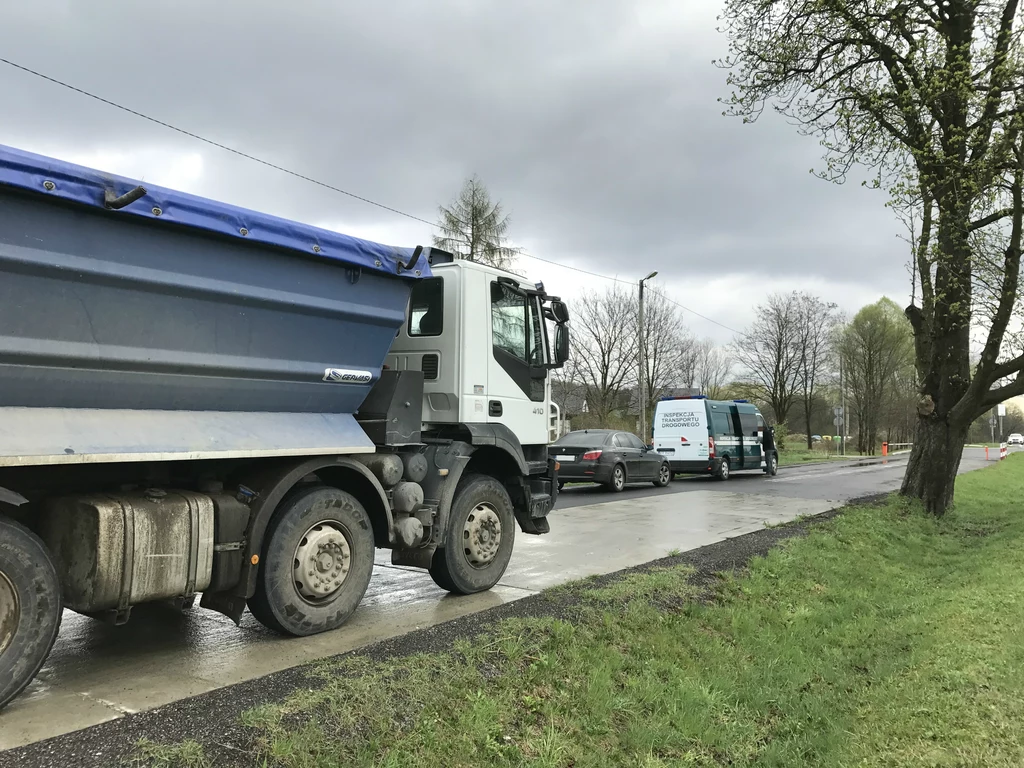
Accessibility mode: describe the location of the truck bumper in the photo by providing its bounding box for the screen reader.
[517,458,557,535]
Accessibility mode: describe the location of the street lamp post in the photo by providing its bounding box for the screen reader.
[638,270,658,445]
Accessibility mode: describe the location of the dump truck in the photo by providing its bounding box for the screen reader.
[0,144,570,709]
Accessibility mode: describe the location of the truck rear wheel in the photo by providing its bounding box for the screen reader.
[248,486,374,637]
[429,474,515,595]
[0,516,62,711]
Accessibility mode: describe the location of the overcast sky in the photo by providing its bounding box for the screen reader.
[0,0,912,342]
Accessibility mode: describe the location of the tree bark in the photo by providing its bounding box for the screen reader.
[900,417,970,516]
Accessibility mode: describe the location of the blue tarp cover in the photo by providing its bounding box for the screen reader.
[0,143,431,279]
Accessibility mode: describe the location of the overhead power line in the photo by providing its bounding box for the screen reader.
[0,55,742,336]
[0,56,436,227]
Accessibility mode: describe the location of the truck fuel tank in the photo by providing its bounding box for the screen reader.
[37,490,214,621]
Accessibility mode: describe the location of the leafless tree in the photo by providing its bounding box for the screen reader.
[568,285,638,425]
[795,294,840,448]
[639,288,695,425]
[733,292,803,423]
[693,338,732,400]
[433,175,521,270]
[840,298,915,454]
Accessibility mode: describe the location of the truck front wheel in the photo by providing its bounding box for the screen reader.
[0,516,62,711]
[429,474,515,595]
[248,486,375,637]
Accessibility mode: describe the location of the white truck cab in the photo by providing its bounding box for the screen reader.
[388,257,569,450]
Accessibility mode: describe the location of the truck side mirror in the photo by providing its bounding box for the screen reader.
[551,300,570,324]
[555,323,570,366]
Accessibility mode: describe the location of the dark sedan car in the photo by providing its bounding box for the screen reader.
[550,429,672,492]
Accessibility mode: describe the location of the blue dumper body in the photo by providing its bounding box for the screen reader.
[0,144,433,465]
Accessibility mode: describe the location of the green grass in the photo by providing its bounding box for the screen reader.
[134,457,1024,767]
[777,445,867,466]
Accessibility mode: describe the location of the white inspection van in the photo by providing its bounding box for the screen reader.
[652,396,778,480]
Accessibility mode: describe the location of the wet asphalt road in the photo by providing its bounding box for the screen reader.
[0,447,997,751]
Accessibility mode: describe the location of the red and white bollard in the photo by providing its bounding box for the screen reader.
[1000,443,1008,460]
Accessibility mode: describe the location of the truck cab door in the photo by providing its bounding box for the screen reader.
[486,281,549,447]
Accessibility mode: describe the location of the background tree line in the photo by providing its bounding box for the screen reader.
[432,174,1022,457]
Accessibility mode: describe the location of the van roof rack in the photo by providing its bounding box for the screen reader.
[733,399,750,403]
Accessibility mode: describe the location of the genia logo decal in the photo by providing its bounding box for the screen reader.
[323,368,373,384]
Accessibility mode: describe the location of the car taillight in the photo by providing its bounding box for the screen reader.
[581,450,603,461]
[708,436,716,458]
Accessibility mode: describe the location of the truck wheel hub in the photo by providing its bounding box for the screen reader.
[464,504,502,567]
[294,523,351,600]
[0,571,18,657]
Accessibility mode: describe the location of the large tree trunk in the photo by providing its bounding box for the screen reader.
[900,418,970,516]
[901,189,973,514]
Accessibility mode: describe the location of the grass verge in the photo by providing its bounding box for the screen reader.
[776,446,865,465]
[133,457,1024,767]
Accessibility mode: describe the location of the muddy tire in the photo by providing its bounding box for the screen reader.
[429,474,515,595]
[0,516,62,711]
[764,452,778,476]
[249,486,374,637]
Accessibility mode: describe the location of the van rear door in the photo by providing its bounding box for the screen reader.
[653,399,709,470]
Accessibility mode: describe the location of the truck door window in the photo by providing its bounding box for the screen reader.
[528,296,547,366]
[408,277,444,337]
[491,281,545,402]
[491,283,528,360]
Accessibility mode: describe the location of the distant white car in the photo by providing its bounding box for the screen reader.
[1008,433,1023,446]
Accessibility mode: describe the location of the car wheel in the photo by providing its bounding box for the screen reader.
[606,464,627,492]
[248,486,375,637]
[557,481,565,491]
[653,462,671,488]
[716,457,730,481]
[764,453,778,476]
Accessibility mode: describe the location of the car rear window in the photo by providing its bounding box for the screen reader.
[555,432,609,446]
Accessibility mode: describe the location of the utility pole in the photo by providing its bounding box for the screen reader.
[638,271,658,445]
[840,356,846,457]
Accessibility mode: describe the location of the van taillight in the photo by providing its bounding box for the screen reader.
[581,450,603,461]
[708,436,716,458]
